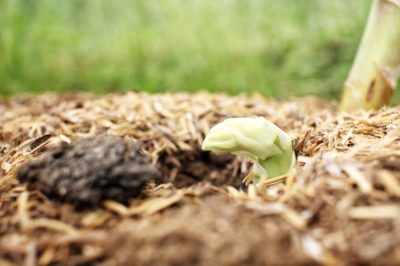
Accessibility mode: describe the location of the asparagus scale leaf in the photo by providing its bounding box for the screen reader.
[202,117,296,184]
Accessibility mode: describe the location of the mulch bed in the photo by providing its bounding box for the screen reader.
[1,92,400,265]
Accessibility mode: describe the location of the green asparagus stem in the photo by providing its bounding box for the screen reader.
[340,0,400,111]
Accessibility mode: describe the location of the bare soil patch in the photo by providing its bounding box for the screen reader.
[1,92,400,265]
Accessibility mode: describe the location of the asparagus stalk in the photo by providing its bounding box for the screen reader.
[340,0,400,111]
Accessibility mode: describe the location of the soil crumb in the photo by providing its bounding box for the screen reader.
[17,135,161,209]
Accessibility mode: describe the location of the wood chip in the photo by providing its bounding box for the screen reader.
[343,165,372,193]
[127,191,185,216]
[349,205,400,220]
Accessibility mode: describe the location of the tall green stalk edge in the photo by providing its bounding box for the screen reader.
[340,0,400,111]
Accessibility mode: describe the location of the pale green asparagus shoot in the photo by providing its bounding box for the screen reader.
[340,0,400,111]
[202,117,296,185]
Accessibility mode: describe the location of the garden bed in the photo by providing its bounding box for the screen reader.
[1,92,399,265]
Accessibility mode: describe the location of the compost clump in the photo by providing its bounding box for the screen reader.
[17,134,161,209]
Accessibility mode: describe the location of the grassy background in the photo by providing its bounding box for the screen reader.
[0,0,375,100]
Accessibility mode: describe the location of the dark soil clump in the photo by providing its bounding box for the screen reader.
[17,135,161,209]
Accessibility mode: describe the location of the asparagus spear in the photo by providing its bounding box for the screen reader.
[340,0,400,111]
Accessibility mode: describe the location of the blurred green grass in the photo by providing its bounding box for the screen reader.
[0,0,373,99]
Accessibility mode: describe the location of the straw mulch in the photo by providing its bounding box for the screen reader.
[1,92,400,266]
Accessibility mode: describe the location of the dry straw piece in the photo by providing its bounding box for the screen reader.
[1,92,400,265]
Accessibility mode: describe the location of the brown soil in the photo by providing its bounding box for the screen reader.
[1,92,400,265]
